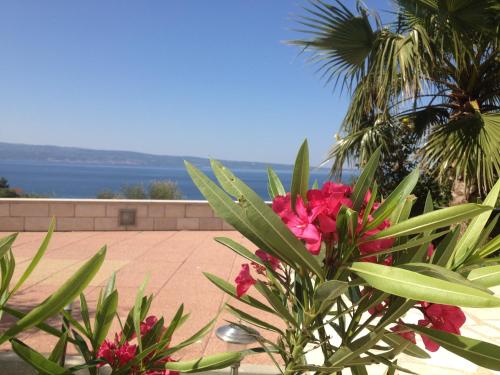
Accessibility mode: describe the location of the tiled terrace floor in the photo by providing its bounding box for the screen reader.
[0,231,499,374]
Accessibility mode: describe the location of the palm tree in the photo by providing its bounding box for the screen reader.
[290,0,499,200]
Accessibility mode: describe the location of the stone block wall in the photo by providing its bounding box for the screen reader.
[0,199,235,231]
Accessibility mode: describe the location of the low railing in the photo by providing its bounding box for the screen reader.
[0,198,234,231]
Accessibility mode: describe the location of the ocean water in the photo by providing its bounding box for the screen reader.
[0,160,354,200]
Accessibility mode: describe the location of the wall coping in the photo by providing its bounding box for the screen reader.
[0,198,212,204]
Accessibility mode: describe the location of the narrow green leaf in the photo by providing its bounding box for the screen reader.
[400,263,493,294]
[381,332,430,359]
[185,161,298,268]
[204,273,275,314]
[366,169,419,231]
[133,276,150,351]
[267,168,286,199]
[476,234,500,259]
[11,219,55,295]
[350,262,500,308]
[453,179,500,266]
[164,352,243,373]
[0,247,106,344]
[0,233,17,259]
[159,319,216,357]
[367,204,492,240]
[47,331,69,364]
[407,325,500,371]
[93,290,118,347]
[434,227,461,266]
[314,280,348,314]
[467,265,500,287]
[254,281,297,327]
[226,304,284,335]
[214,237,262,265]
[210,160,324,278]
[290,139,309,209]
[11,339,71,375]
[351,147,381,210]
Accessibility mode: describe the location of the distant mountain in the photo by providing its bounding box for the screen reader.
[0,142,297,170]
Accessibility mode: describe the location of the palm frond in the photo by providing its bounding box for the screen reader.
[421,112,500,195]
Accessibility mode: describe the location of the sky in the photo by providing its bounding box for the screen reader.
[0,1,391,165]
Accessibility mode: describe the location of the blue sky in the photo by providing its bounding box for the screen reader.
[0,1,388,165]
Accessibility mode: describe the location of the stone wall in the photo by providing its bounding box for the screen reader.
[0,199,235,231]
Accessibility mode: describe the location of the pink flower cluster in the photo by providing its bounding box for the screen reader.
[235,182,394,297]
[391,302,466,352]
[96,315,178,375]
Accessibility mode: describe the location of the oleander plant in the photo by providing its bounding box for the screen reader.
[186,140,500,374]
[0,220,246,374]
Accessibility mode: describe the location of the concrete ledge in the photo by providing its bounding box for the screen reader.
[0,199,236,232]
[0,352,277,375]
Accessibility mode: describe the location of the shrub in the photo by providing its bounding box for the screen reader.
[0,220,237,374]
[96,190,120,199]
[121,184,147,199]
[186,139,500,374]
[148,180,182,200]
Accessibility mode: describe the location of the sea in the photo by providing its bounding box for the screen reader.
[0,160,355,200]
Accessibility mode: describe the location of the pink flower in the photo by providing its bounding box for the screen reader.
[418,303,466,352]
[272,193,293,222]
[140,316,159,336]
[235,264,256,297]
[255,250,280,270]
[427,243,435,258]
[97,334,136,368]
[390,321,416,344]
[283,196,322,254]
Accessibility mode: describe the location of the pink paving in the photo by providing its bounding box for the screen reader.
[0,231,283,366]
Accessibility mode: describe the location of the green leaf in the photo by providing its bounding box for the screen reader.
[358,231,449,260]
[350,262,500,308]
[351,146,381,210]
[214,237,262,265]
[407,324,500,371]
[10,339,71,375]
[366,169,419,231]
[11,219,55,295]
[381,332,430,359]
[453,179,500,267]
[47,331,69,364]
[79,293,92,338]
[164,352,243,373]
[290,139,309,209]
[0,233,18,259]
[185,161,301,269]
[254,281,297,327]
[204,273,275,314]
[159,304,186,348]
[433,227,461,266]
[0,247,106,344]
[400,263,493,294]
[467,265,500,288]
[476,234,500,259]
[226,304,284,335]
[210,160,323,278]
[2,306,72,342]
[93,290,118,347]
[267,168,286,199]
[159,319,216,357]
[366,204,492,240]
[133,276,150,351]
[314,280,348,314]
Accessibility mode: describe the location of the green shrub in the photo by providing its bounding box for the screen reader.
[96,190,120,199]
[148,180,182,200]
[121,184,147,199]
